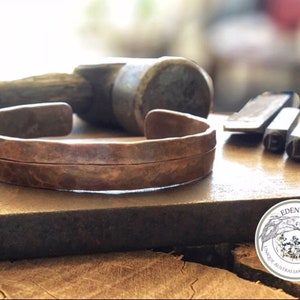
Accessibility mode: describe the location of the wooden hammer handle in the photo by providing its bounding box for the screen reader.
[0,73,93,114]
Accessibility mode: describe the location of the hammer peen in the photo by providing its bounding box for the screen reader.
[0,56,213,134]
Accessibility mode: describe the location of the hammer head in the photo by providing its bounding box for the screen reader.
[75,56,213,134]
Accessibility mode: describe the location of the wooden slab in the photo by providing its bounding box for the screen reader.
[0,250,294,299]
[0,114,299,260]
[233,243,300,298]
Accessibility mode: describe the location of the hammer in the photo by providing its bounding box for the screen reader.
[0,56,213,134]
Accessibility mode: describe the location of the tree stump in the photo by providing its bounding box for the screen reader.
[233,243,300,298]
[0,250,294,299]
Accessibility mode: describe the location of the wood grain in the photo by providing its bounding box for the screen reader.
[233,243,300,298]
[0,73,92,113]
[0,250,294,299]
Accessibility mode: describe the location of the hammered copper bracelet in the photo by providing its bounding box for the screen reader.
[0,103,216,192]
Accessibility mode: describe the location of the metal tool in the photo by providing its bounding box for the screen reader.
[0,56,213,134]
[223,92,300,133]
[263,107,300,153]
[286,119,300,161]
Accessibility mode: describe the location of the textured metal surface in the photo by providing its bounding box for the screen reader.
[263,107,300,153]
[0,102,73,138]
[224,92,300,133]
[113,57,213,134]
[75,63,125,127]
[0,114,299,261]
[286,121,300,161]
[0,107,215,191]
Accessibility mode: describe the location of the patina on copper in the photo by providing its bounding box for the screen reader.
[0,103,216,191]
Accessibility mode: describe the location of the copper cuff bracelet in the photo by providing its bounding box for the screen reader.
[0,103,216,192]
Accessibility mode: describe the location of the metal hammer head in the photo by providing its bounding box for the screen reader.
[0,56,213,135]
[75,56,213,134]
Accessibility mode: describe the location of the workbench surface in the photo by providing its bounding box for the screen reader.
[0,114,299,260]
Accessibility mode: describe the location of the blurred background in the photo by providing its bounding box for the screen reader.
[0,0,299,112]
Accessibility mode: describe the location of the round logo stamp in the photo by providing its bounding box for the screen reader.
[255,199,300,281]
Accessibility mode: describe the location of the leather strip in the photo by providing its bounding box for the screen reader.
[0,104,216,192]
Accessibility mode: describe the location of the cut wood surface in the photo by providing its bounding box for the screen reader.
[0,250,294,299]
[233,243,300,298]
